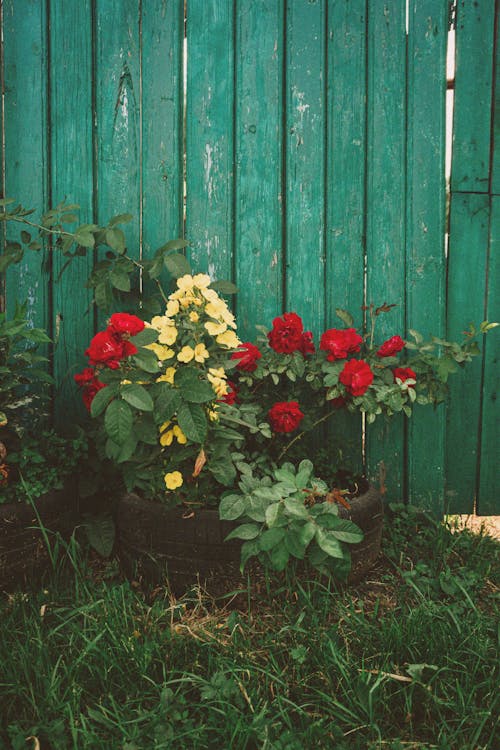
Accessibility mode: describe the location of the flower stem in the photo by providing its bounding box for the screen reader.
[277,410,336,463]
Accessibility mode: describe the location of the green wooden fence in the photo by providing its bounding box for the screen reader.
[1,0,498,515]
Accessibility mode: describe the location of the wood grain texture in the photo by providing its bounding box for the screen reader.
[477,195,499,514]
[405,0,448,513]
[365,0,407,499]
[325,0,367,473]
[284,0,326,340]
[234,0,284,340]
[3,0,49,331]
[491,15,500,196]
[185,0,234,282]
[50,0,95,422]
[451,0,495,193]
[445,192,489,514]
[94,0,141,262]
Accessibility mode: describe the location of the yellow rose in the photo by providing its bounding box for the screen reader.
[164,471,183,490]
[177,346,195,363]
[166,299,180,316]
[146,343,175,360]
[192,273,211,289]
[173,425,187,444]
[216,330,241,349]
[160,429,174,447]
[189,311,200,323]
[158,325,178,346]
[194,343,210,363]
[156,366,176,384]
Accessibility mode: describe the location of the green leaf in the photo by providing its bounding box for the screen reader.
[20,230,31,244]
[174,367,216,403]
[268,540,290,571]
[157,238,189,253]
[104,399,133,446]
[284,525,310,559]
[132,348,160,373]
[219,493,246,521]
[74,231,95,248]
[164,252,191,278]
[258,527,285,551]
[131,328,158,347]
[329,518,364,544]
[209,279,238,295]
[84,515,115,557]
[108,212,133,226]
[265,502,281,527]
[90,384,117,417]
[315,528,345,559]
[154,386,181,423]
[105,227,126,254]
[240,539,260,570]
[284,497,309,519]
[335,308,354,327]
[225,523,260,541]
[208,454,236,486]
[177,401,207,443]
[134,415,159,445]
[121,383,154,412]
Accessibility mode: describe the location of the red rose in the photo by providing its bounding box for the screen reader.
[74,368,106,411]
[268,401,304,433]
[299,330,315,356]
[339,359,374,396]
[393,367,416,387]
[320,328,362,361]
[231,342,262,372]
[219,381,238,405]
[109,312,145,337]
[328,395,347,409]
[268,312,306,354]
[377,335,405,357]
[121,339,138,358]
[85,330,126,369]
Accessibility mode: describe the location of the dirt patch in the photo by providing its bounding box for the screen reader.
[448,515,500,540]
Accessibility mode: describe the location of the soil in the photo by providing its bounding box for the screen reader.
[450,514,500,540]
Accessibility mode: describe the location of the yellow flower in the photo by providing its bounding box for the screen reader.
[205,300,226,318]
[176,274,194,291]
[164,471,183,490]
[208,407,220,422]
[120,379,132,385]
[146,343,175,360]
[179,294,197,308]
[160,429,175,447]
[207,367,228,397]
[216,330,241,349]
[177,345,195,363]
[205,320,227,336]
[158,325,177,346]
[159,421,171,432]
[194,343,210,363]
[173,425,187,444]
[192,273,211,289]
[156,366,176,384]
[189,311,199,323]
[166,299,180,316]
[151,315,169,329]
[201,287,219,303]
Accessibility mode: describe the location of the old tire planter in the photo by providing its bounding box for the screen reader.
[116,485,383,593]
[0,481,78,590]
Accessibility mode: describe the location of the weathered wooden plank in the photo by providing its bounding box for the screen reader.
[234,0,284,340]
[491,18,500,195]
[50,0,95,421]
[451,0,495,193]
[405,0,448,513]
[284,0,326,340]
[477,195,499,515]
[325,0,367,473]
[365,0,407,500]
[141,0,184,259]
[445,192,489,514]
[185,0,234,282]
[3,0,49,332]
[94,0,141,274]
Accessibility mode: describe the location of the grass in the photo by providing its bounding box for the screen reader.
[0,505,498,749]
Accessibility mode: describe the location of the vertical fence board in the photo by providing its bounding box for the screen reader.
[50,0,95,421]
[451,0,495,193]
[325,0,367,471]
[185,0,234,281]
[234,0,284,339]
[445,192,489,513]
[141,0,184,258]
[95,0,141,291]
[492,15,500,196]
[3,0,49,331]
[405,0,448,513]
[478,195,499,514]
[285,0,326,339]
[365,0,407,498]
